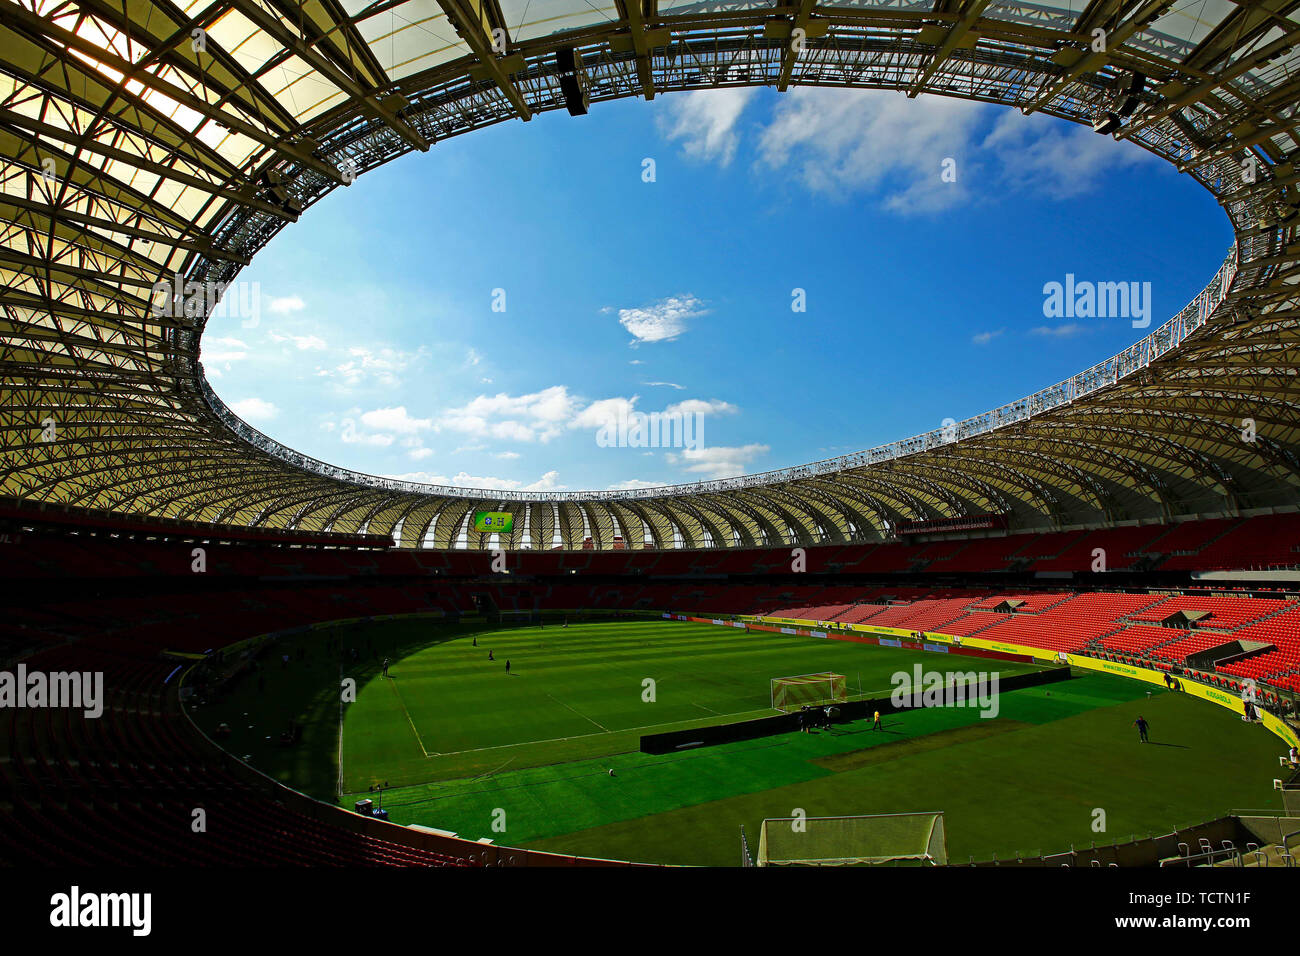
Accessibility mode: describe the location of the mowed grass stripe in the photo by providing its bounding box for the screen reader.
[196,620,1287,866]
[811,719,1032,772]
[523,686,1287,865]
[396,623,1035,736]
[343,621,1047,789]
[358,680,1123,848]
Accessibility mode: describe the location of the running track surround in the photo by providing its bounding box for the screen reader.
[1,0,1299,548]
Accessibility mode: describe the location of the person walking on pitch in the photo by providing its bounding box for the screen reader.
[1134,715,1150,743]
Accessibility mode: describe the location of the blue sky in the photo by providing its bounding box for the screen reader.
[202,86,1232,493]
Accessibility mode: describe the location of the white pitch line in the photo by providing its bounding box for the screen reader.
[545,692,610,733]
[388,678,432,757]
[418,679,997,762]
[426,707,777,758]
[336,665,345,799]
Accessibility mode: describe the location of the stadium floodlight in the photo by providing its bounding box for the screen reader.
[770,672,847,712]
[757,812,947,866]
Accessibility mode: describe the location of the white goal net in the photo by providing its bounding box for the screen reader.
[770,672,847,712]
[757,812,947,866]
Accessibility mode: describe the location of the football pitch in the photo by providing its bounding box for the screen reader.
[194,618,1290,866]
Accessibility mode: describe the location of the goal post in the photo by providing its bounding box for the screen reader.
[771,672,847,712]
[757,812,947,867]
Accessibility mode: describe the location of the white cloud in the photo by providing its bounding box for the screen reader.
[981,110,1154,198]
[495,451,521,460]
[749,88,1153,213]
[757,89,982,213]
[642,381,685,390]
[617,294,709,345]
[229,397,277,422]
[268,295,305,314]
[521,470,563,492]
[665,398,738,417]
[203,336,249,363]
[360,406,432,435]
[438,386,581,443]
[657,88,756,166]
[568,394,740,437]
[972,329,1004,345]
[1030,323,1087,337]
[269,330,326,350]
[327,406,433,450]
[433,388,743,451]
[569,395,638,432]
[339,418,395,447]
[667,443,769,479]
[316,345,425,389]
[466,348,482,367]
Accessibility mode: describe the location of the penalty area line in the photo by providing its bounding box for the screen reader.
[388,678,436,757]
[427,706,777,759]
[545,692,611,733]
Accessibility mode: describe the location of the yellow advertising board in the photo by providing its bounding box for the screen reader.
[1064,653,1300,749]
[720,616,1299,748]
[860,625,915,639]
[957,634,1062,663]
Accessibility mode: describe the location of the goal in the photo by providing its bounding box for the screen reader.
[770,672,847,712]
[757,812,947,866]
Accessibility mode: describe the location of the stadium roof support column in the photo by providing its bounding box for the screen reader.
[435,0,533,121]
[0,1,349,186]
[611,0,665,100]
[1023,0,1172,115]
[773,0,824,92]
[222,0,430,152]
[1117,28,1300,142]
[907,0,991,98]
[0,108,293,221]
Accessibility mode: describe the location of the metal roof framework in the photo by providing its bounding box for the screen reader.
[1,0,1298,550]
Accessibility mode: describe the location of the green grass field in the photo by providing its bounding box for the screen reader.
[191,617,1291,866]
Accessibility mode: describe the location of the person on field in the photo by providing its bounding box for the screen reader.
[1134,715,1150,743]
[873,710,882,731]
[382,657,389,678]
[505,659,511,675]
[488,650,494,661]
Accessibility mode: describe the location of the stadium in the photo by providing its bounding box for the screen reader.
[1,0,1300,902]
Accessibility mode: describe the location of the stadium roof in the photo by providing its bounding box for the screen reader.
[1,0,1298,550]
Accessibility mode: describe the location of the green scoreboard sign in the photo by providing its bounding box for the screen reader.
[472,510,514,534]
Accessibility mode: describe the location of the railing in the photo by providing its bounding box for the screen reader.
[199,246,1238,503]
